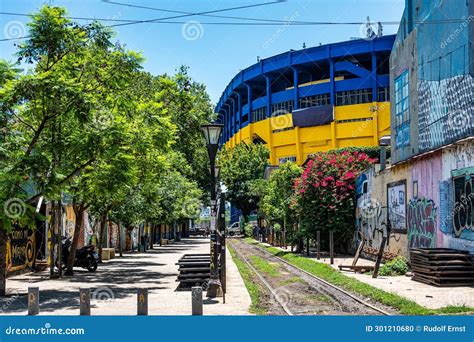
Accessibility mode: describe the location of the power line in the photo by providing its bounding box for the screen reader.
[106,0,286,28]
[0,11,401,26]
[0,2,284,42]
[0,7,471,43]
[1,11,469,27]
[102,0,328,25]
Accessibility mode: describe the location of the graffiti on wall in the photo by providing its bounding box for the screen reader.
[6,226,36,273]
[453,172,474,239]
[408,198,437,248]
[356,169,388,248]
[387,181,407,232]
[418,75,474,153]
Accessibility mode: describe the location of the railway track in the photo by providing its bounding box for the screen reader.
[229,239,391,316]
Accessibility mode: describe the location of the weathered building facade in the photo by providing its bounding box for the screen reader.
[356,0,474,257]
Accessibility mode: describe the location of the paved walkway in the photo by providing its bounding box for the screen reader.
[266,244,474,310]
[0,238,251,315]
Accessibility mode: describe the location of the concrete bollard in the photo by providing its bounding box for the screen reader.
[28,287,39,315]
[137,289,148,316]
[79,288,91,316]
[191,286,203,315]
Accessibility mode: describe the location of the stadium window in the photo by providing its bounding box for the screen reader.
[335,89,372,106]
[251,107,267,123]
[278,156,297,164]
[298,94,330,108]
[378,86,390,102]
[271,100,294,116]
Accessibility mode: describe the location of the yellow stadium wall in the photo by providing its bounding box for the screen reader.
[225,101,390,165]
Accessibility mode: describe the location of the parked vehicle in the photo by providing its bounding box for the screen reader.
[226,222,242,237]
[58,237,99,272]
[189,225,207,237]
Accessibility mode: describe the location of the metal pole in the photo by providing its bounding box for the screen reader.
[329,230,334,265]
[207,144,221,297]
[49,202,55,278]
[317,231,321,259]
[219,192,226,297]
[58,201,62,278]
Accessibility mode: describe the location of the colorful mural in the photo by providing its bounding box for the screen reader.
[452,170,474,239]
[407,198,437,248]
[5,226,36,274]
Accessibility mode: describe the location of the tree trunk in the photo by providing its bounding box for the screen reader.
[159,224,162,246]
[98,213,106,262]
[65,206,84,276]
[149,224,154,250]
[117,222,123,257]
[0,224,7,297]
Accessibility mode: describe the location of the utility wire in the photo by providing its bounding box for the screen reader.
[0,11,401,25]
[1,11,469,27]
[107,0,285,28]
[102,0,334,24]
[101,0,470,25]
[0,1,284,41]
[0,4,470,42]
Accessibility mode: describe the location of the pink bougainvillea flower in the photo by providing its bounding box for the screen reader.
[343,171,356,179]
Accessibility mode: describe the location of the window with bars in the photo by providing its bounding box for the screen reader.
[378,86,390,102]
[335,89,373,106]
[394,70,410,148]
[278,156,297,164]
[251,107,267,123]
[298,94,330,108]
[271,100,294,116]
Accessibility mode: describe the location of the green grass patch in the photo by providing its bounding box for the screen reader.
[249,255,280,277]
[228,244,267,315]
[307,294,332,303]
[279,276,305,286]
[246,239,474,315]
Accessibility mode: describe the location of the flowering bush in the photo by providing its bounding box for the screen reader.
[292,150,377,251]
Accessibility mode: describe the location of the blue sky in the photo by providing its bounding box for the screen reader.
[0,0,405,104]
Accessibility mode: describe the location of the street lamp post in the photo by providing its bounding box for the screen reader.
[200,123,223,298]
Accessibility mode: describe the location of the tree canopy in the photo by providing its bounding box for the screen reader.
[218,142,269,218]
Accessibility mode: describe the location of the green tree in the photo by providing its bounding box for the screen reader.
[156,67,214,195]
[218,142,269,221]
[260,162,302,246]
[0,5,141,292]
[0,5,212,293]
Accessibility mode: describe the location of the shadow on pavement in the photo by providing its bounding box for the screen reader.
[0,286,167,314]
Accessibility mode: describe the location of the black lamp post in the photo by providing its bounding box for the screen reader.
[201,123,223,297]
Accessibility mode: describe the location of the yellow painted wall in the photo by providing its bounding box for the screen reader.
[225,101,391,165]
